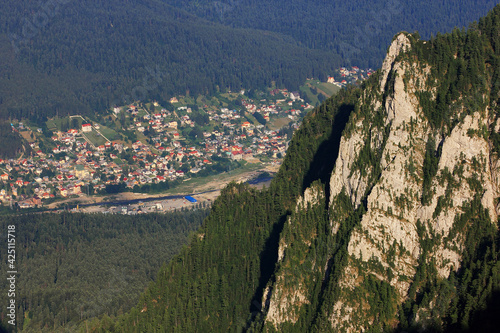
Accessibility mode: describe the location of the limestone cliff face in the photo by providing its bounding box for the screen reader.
[262,32,500,332]
[327,33,498,331]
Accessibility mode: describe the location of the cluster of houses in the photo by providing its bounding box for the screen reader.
[122,91,309,163]
[327,66,375,87]
[0,91,309,208]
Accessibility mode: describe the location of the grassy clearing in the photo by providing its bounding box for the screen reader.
[268,117,292,130]
[99,125,120,141]
[46,117,64,131]
[300,85,320,106]
[137,109,148,118]
[316,82,340,96]
[20,130,36,143]
[301,80,341,107]
[164,162,264,195]
[175,96,196,106]
[84,130,107,146]
[196,95,209,105]
[46,119,57,130]
[306,80,340,97]
[245,112,260,126]
[136,131,150,145]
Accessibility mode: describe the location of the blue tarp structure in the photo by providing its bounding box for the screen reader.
[184,196,197,203]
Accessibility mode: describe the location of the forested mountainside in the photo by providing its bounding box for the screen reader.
[93,5,500,332]
[0,209,208,332]
[0,0,340,121]
[162,0,497,68]
[0,122,24,158]
[0,0,496,122]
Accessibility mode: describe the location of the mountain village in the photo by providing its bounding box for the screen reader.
[0,68,371,210]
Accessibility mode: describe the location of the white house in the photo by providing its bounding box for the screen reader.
[82,124,92,132]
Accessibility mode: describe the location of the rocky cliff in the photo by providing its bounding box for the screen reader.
[262,17,500,331]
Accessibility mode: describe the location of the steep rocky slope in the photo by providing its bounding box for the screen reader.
[261,12,500,332]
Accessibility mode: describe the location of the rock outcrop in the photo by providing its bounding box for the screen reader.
[263,31,500,332]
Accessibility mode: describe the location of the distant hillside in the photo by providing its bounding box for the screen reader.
[0,210,208,332]
[0,0,340,121]
[164,0,498,68]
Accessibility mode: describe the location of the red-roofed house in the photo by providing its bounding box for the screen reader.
[82,124,92,132]
[231,151,243,161]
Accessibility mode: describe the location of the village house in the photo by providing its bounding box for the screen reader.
[82,123,92,132]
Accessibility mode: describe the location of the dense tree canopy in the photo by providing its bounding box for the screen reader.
[163,0,498,68]
[0,209,208,332]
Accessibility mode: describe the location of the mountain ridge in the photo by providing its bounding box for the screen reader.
[260,13,500,330]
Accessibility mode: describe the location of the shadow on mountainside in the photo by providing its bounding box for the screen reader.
[302,102,354,201]
[243,99,355,330]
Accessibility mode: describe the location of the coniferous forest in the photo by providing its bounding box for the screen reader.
[164,0,499,67]
[0,209,208,332]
